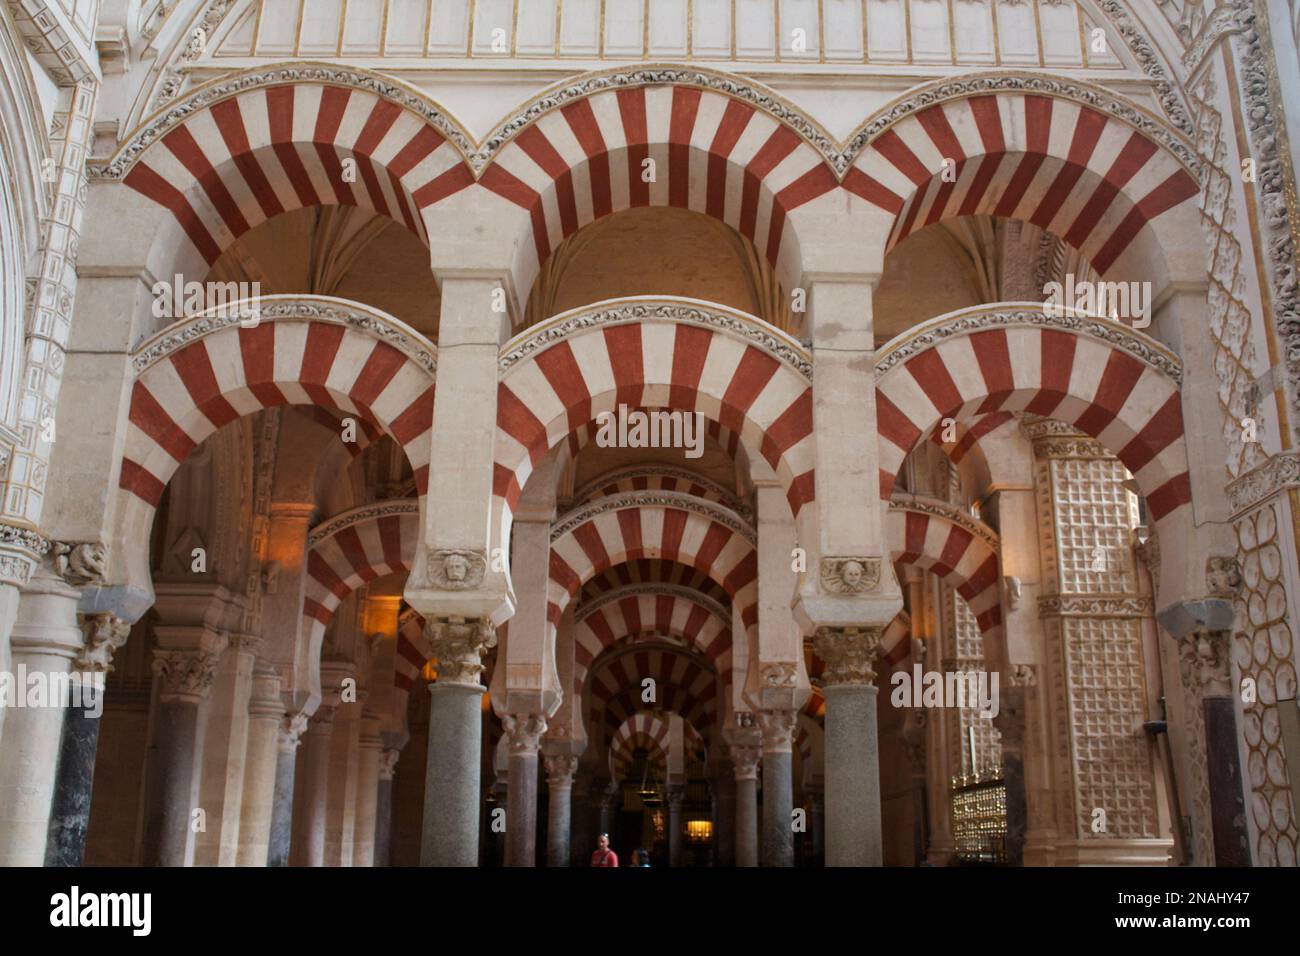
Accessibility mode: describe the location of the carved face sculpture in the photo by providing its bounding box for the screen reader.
[444,553,469,582]
[842,560,865,589]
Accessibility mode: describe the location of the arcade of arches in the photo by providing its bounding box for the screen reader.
[0,0,1299,868]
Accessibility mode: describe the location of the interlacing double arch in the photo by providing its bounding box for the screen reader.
[608,712,705,782]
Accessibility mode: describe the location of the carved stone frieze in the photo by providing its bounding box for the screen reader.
[1036,595,1153,618]
[1226,452,1300,515]
[308,500,419,548]
[553,490,755,545]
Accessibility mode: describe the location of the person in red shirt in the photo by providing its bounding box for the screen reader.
[591,833,619,867]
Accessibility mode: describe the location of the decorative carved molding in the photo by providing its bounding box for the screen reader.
[1036,595,1154,618]
[426,617,496,687]
[819,557,881,595]
[812,626,883,686]
[1206,556,1243,600]
[875,305,1183,386]
[572,464,753,521]
[1179,630,1233,698]
[52,541,108,586]
[1181,1,1249,77]
[502,297,812,382]
[146,0,239,109]
[425,549,487,591]
[1028,436,1110,460]
[760,662,798,689]
[95,62,474,181]
[131,296,437,377]
[307,500,419,548]
[575,583,732,631]
[553,490,756,545]
[1093,1,1197,140]
[889,495,1001,550]
[76,614,130,673]
[503,714,548,755]
[153,648,223,703]
[1226,452,1300,515]
[0,522,50,557]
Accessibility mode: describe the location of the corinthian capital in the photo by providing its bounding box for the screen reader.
[426,616,496,687]
[757,709,797,753]
[503,714,548,755]
[812,626,882,686]
[731,743,761,780]
[153,648,223,703]
[277,712,309,753]
[379,748,401,781]
[76,613,130,673]
[543,753,579,784]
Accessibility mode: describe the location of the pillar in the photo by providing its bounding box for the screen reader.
[235,661,285,866]
[353,715,382,867]
[713,759,736,866]
[503,713,546,866]
[544,753,577,867]
[266,713,306,867]
[992,685,1029,866]
[0,569,83,864]
[322,663,359,867]
[758,709,796,866]
[374,748,399,867]
[291,705,334,867]
[808,788,825,866]
[45,613,130,866]
[732,742,760,867]
[420,618,494,866]
[813,627,883,866]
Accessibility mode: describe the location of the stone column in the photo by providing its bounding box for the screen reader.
[503,713,546,867]
[0,527,44,751]
[991,682,1030,866]
[0,569,84,864]
[353,715,383,867]
[322,663,359,867]
[45,613,130,866]
[712,760,736,866]
[544,753,578,867]
[900,708,929,865]
[421,618,494,866]
[266,713,307,867]
[813,626,883,866]
[142,637,226,866]
[732,742,761,867]
[757,709,796,866]
[374,748,399,867]
[808,789,825,866]
[292,705,335,867]
[667,788,686,867]
[598,789,615,841]
[235,661,285,866]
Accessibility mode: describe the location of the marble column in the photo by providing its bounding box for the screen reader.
[374,748,399,867]
[322,664,360,867]
[900,708,929,865]
[598,789,615,841]
[353,716,383,867]
[991,686,1029,866]
[266,713,307,867]
[667,788,686,867]
[292,705,335,867]
[235,661,285,866]
[808,789,825,866]
[142,637,227,867]
[713,761,736,866]
[733,743,760,868]
[544,753,578,867]
[503,713,546,866]
[45,613,130,866]
[0,529,42,751]
[421,618,494,866]
[813,626,883,866]
[0,570,84,865]
[757,709,796,867]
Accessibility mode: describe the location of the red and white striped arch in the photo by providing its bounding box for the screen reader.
[496,298,814,563]
[590,646,719,735]
[302,501,420,652]
[878,610,916,674]
[876,307,1189,525]
[479,82,838,295]
[928,411,1017,466]
[117,300,435,591]
[609,713,705,780]
[887,500,1002,644]
[549,492,758,645]
[848,90,1199,274]
[113,67,474,270]
[574,587,733,697]
[579,558,732,608]
[393,610,430,704]
[572,464,749,515]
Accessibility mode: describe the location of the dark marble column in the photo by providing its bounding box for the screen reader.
[808,789,825,866]
[374,748,399,867]
[713,762,736,866]
[758,710,796,866]
[544,753,577,867]
[504,714,546,866]
[992,688,1028,866]
[267,714,306,867]
[45,614,130,867]
[732,743,760,867]
[667,788,685,866]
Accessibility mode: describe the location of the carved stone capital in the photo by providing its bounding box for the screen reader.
[1206,556,1243,600]
[277,713,310,753]
[425,549,487,591]
[426,616,496,687]
[51,541,108,586]
[819,557,881,595]
[153,648,223,704]
[76,613,130,674]
[759,662,797,688]
[1179,630,1233,698]
[0,522,49,588]
[812,625,882,686]
[757,708,797,753]
[731,743,761,781]
[503,714,548,755]
[543,752,579,785]
[379,748,401,781]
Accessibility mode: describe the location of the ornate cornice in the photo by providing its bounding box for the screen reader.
[1029,436,1111,460]
[1037,594,1154,618]
[131,296,437,377]
[501,297,812,382]
[843,69,1199,179]
[889,496,1000,550]
[475,64,842,174]
[1093,0,1197,140]
[552,490,756,546]
[1226,452,1300,516]
[307,499,419,549]
[93,61,474,181]
[1181,1,1249,78]
[875,304,1183,386]
[572,465,752,521]
[575,583,732,631]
